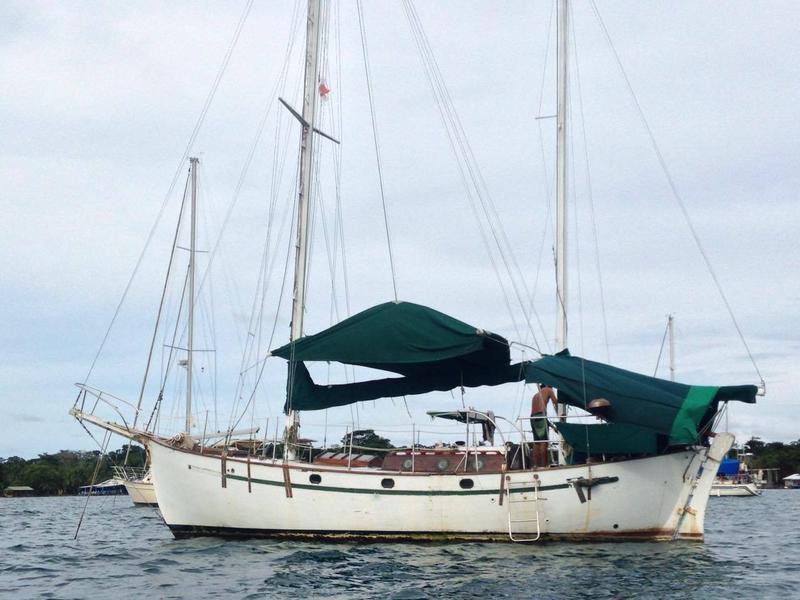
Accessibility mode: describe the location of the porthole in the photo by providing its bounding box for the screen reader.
[381,478,395,489]
[475,458,485,470]
[613,523,619,530]
[436,458,450,471]
[460,478,474,489]
[309,474,322,484]
[402,458,413,471]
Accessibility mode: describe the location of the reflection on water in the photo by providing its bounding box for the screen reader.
[0,492,796,599]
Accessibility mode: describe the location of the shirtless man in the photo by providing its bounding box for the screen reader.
[530,383,558,467]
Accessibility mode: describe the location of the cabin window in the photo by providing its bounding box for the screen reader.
[381,478,395,489]
[436,458,450,471]
[460,479,474,489]
[402,458,413,471]
[309,474,322,484]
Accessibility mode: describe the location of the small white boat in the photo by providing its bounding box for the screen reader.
[711,456,761,497]
[79,478,127,496]
[114,466,158,507]
[711,478,761,497]
[124,472,158,507]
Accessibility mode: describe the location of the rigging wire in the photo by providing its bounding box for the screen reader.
[653,315,670,377]
[569,3,611,361]
[332,0,351,319]
[82,0,254,383]
[357,0,399,301]
[568,105,585,356]
[129,172,190,438]
[187,1,304,434]
[402,0,545,350]
[192,1,303,332]
[319,0,358,414]
[528,0,556,355]
[415,2,548,348]
[154,269,190,429]
[588,0,763,383]
[73,429,110,540]
[229,187,297,433]
[567,4,585,358]
[403,4,522,338]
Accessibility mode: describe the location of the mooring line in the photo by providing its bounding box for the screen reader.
[74,430,110,540]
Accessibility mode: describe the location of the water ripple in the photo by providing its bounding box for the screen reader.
[0,492,796,599]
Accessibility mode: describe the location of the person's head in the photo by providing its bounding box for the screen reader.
[538,383,551,391]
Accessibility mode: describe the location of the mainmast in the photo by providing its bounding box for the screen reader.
[186,157,199,437]
[555,0,569,434]
[285,0,323,457]
[555,0,568,353]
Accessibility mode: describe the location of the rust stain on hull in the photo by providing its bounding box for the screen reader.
[169,525,703,544]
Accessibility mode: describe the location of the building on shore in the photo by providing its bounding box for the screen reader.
[4,486,35,497]
[783,474,800,489]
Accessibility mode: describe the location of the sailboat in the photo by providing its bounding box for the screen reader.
[113,465,158,507]
[71,0,759,542]
[711,457,761,497]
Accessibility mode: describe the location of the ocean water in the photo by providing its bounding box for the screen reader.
[0,491,796,599]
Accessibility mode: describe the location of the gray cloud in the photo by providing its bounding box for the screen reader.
[1,1,798,457]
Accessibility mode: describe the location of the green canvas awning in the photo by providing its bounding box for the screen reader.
[272,302,757,448]
[556,422,660,456]
[272,301,511,376]
[273,302,523,412]
[525,350,757,445]
[285,361,524,411]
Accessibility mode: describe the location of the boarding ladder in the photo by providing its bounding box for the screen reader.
[506,474,542,542]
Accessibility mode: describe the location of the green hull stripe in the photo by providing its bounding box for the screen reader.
[669,385,718,445]
[226,473,576,496]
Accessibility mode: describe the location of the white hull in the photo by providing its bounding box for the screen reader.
[125,471,158,506]
[710,482,761,497]
[124,479,158,506]
[148,433,732,542]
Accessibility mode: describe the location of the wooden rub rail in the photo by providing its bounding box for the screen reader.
[499,464,507,506]
[221,452,227,489]
[282,464,293,498]
[247,456,252,494]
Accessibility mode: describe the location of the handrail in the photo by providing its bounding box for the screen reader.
[73,385,137,434]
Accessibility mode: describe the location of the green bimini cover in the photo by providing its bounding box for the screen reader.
[286,361,524,411]
[525,350,757,446]
[272,301,510,376]
[556,422,660,456]
[272,302,524,412]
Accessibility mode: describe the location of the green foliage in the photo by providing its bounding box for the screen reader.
[745,437,800,479]
[339,429,394,450]
[0,444,147,496]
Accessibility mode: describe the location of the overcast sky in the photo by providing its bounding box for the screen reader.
[1,1,798,458]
